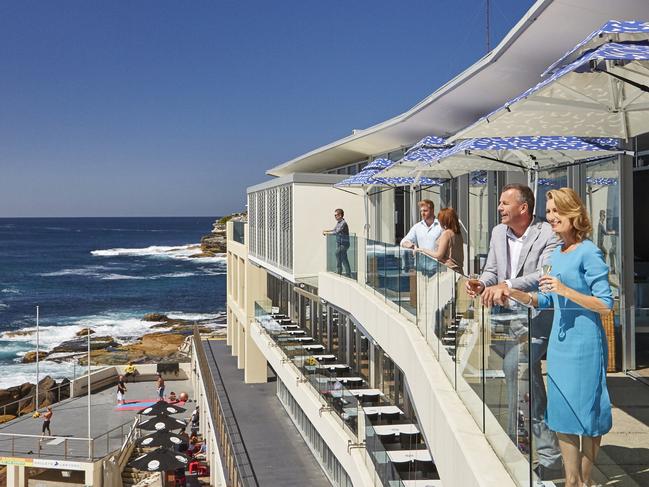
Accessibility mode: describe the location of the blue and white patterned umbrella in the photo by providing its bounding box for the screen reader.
[415,136,621,178]
[452,41,649,139]
[407,135,448,152]
[377,146,452,179]
[336,158,444,188]
[544,20,649,76]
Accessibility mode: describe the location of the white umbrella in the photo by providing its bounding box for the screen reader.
[452,42,649,140]
[414,136,623,197]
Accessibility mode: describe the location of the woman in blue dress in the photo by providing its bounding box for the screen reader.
[505,187,613,487]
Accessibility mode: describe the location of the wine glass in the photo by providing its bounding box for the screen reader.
[541,265,552,293]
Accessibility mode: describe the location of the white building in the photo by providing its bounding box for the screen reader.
[226,1,649,485]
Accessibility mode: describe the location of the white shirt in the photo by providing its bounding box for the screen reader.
[401,219,443,250]
[505,225,532,286]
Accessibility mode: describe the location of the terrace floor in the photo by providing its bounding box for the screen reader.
[0,377,192,461]
[202,339,331,487]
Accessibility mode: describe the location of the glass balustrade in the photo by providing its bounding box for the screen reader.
[325,237,543,486]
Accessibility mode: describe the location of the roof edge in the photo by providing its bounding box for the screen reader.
[266,0,554,177]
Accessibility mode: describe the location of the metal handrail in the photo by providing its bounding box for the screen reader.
[193,327,258,487]
[0,417,133,460]
[1,381,72,417]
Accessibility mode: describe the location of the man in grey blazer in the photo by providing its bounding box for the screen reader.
[466,183,562,478]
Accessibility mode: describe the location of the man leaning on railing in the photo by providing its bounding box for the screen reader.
[323,208,351,277]
[465,183,562,480]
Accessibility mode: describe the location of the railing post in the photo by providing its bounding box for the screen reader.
[64,439,68,459]
[11,436,14,456]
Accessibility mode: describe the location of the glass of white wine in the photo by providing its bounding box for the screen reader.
[541,264,552,293]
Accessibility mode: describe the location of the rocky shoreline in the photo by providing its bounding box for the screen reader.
[0,312,226,423]
[192,212,246,257]
[0,213,243,424]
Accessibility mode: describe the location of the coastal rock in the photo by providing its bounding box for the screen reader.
[79,332,187,365]
[51,336,118,353]
[143,313,168,322]
[22,351,48,363]
[3,330,34,338]
[76,327,95,337]
[0,376,64,416]
[191,212,246,257]
[19,376,58,414]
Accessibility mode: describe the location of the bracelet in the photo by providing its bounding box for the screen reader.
[525,292,533,306]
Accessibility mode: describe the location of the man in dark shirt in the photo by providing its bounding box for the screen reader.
[323,208,351,277]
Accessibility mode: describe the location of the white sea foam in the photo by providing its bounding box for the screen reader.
[40,265,117,278]
[0,313,166,350]
[91,244,227,264]
[166,311,224,321]
[100,272,196,281]
[1,287,21,294]
[0,361,89,389]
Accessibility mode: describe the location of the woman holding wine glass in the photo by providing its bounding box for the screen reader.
[505,188,613,487]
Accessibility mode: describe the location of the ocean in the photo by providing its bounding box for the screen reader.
[0,217,226,389]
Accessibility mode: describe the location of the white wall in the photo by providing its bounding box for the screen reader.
[292,182,364,279]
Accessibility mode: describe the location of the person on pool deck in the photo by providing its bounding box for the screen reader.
[116,375,127,405]
[505,188,614,487]
[41,406,53,437]
[156,373,165,401]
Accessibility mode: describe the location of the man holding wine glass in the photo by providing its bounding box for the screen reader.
[465,183,563,479]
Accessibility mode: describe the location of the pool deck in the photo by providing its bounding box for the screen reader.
[0,378,192,461]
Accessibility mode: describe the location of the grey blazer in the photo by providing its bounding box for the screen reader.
[480,219,560,292]
[480,219,559,339]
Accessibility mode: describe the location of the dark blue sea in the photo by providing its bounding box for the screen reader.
[0,217,226,388]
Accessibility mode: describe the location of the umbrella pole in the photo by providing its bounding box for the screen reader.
[364,189,370,240]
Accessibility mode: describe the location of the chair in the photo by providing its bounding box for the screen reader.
[381,411,401,423]
[415,459,437,477]
[400,431,421,449]
[188,461,209,476]
[365,412,379,423]
[377,432,396,444]
[361,394,380,406]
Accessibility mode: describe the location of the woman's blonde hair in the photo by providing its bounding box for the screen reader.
[546,187,592,241]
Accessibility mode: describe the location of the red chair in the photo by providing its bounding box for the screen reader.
[188,461,209,476]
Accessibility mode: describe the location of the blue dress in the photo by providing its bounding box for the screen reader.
[537,240,613,437]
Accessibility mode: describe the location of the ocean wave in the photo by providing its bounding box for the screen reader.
[100,272,197,280]
[0,313,167,349]
[166,311,225,321]
[0,361,89,389]
[39,265,117,278]
[91,244,227,264]
[0,303,9,310]
[1,287,21,295]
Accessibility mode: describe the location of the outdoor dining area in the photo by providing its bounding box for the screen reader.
[128,401,208,486]
[258,308,439,484]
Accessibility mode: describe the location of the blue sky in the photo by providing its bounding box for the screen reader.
[0,0,533,217]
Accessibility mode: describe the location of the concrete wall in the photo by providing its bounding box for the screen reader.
[226,221,268,383]
[319,272,516,487]
[292,182,364,279]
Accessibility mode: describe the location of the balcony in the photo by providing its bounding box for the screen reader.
[253,302,440,486]
[323,236,647,487]
[247,173,363,282]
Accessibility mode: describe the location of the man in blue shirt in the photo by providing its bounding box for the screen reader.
[323,208,351,277]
